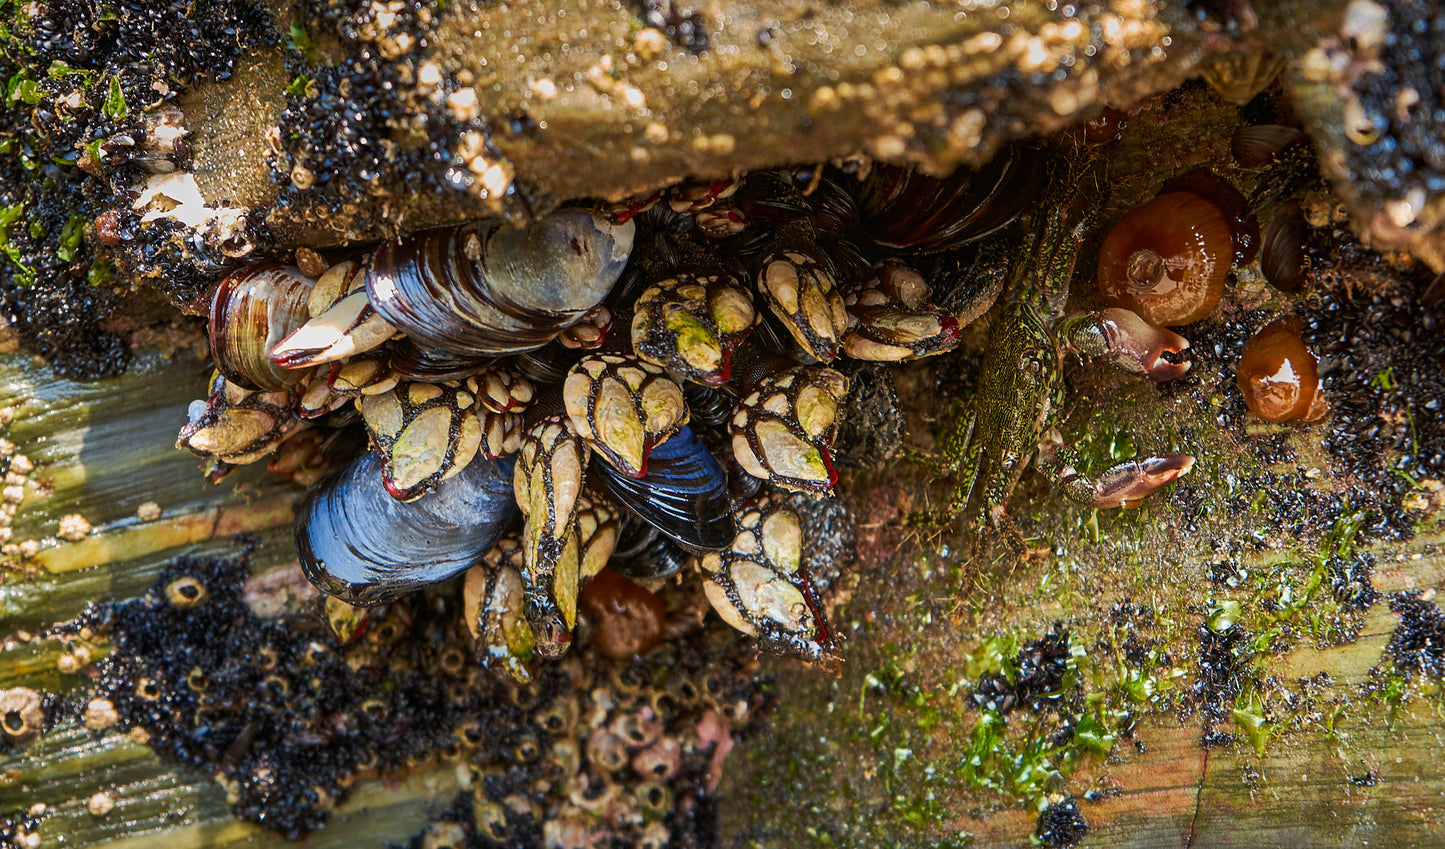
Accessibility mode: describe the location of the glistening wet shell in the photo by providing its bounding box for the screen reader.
[1096,192,1233,326]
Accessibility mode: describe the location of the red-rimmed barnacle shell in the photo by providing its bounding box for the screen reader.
[1096,191,1233,326]
[1236,316,1329,423]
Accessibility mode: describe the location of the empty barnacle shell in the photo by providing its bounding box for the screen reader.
[1096,191,1233,326]
[514,416,591,657]
[366,209,635,357]
[590,424,734,555]
[208,264,317,391]
[462,533,535,683]
[841,260,961,361]
[730,366,849,493]
[757,248,851,362]
[854,142,1047,252]
[564,354,689,477]
[700,495,839,671]
[630,272,757,386]
[177,372,298,468]
[296,451,516,606]
[271,258,396,369]
[358,378,484,501]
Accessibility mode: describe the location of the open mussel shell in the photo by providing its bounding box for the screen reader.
[367,209,635,357]
[297,451,516,606]
[591,424,734,555]
[209,264,316,391]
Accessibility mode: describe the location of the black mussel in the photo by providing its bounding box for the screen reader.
[388,337,497,382]
[209,264,316,391]
[854,143,1047,252]
[1231,124,1306,168]
[366,209,635,357]
[297,451,516,606]
[609,518,690,580]
[1261,199,1309,293]
[591,424,734,555]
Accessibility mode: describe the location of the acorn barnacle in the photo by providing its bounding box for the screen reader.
[1235,316,1329,423]
[1096,191,1234,326]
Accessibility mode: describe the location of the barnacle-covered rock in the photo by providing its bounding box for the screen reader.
[701,496,839,671]
[297,451,515,606]
[564,354,689,477]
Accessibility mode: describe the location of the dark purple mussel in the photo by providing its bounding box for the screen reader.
[854,143,1047,252]
[297,451,516,606]
[591,424,734,555]
[608,517,692,580]
[366,209,635,357]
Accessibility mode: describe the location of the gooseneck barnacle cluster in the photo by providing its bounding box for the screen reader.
[177,149,1197,677]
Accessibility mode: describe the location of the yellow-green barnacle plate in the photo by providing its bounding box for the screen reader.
[572,489,620,581]
[700,498,837,666]
[358,377,484,501]
[176,372,297,466]
[519,511,581,659]
[462,534,535,684]
[513,416,591,657]
[564,354,688,477]
[631,273,756,386]
[729,366,848,493]
[759,250,851,363]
